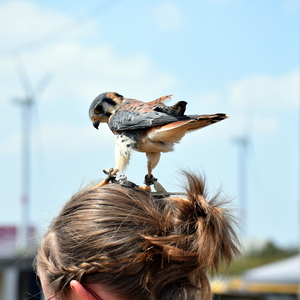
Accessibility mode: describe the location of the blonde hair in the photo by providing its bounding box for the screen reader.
[36,171,240,300]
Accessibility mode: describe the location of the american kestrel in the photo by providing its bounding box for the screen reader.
[89,92,228,188]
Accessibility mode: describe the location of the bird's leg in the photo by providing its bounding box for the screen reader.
[111,168,119,176]
[144,152,161,186]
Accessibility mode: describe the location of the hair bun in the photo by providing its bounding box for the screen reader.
[168,171,240,273]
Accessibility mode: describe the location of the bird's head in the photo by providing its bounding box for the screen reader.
[88,92,124,129]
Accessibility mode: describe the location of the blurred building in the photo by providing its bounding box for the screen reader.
[0,226,42,300]
[212,255,300,300]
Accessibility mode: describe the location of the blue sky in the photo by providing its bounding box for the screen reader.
[0,0,299,249]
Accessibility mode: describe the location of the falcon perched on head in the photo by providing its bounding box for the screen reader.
[89,92,227,187]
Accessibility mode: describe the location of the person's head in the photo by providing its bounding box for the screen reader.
[36,171,240,300]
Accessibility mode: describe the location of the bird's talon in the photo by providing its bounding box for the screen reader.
[138,185,152,192]
[95,181,107,188]
[95,176,110,187]
[144,175,157,186]
[119,174,127,181]
[103,167,114,175]
[108,175,117,183]
[120,180,139,189]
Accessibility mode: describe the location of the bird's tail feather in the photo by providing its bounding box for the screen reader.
[185,113,228,132]
[148,113,228,143]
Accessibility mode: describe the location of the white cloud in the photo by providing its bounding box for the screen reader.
[0,1,72,51]
[199,91,222,107]
[152,1,183,31]
[190,70,298,137]
[37,121,112,154]
[0,0,176,103]
[0,0,177,155]
[253,117,278,134]
[193,90,224,113]
[28,42,175,104]
[226,71,299,136]
[229,70,300,111]
[0,118,114,155]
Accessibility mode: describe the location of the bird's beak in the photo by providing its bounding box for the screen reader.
[93,120,100,130]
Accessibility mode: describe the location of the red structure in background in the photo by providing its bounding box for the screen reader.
[0,226,36,257]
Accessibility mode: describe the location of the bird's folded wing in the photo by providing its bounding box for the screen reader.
[109,108,189,131]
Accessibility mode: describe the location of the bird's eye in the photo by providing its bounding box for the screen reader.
[94,104,103,114]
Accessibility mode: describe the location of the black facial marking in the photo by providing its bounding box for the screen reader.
[114,92,123,98]
[103,97,117,107]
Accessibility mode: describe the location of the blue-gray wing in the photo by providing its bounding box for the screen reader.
[108,99,189,131]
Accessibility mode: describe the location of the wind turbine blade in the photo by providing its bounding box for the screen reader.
[13,55,34,99]
[35,71,54,97]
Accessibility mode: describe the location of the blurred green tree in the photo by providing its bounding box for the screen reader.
[217,240,298,276]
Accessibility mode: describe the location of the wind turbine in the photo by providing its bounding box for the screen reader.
[232,110,254,239]
[13,55,52,251]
